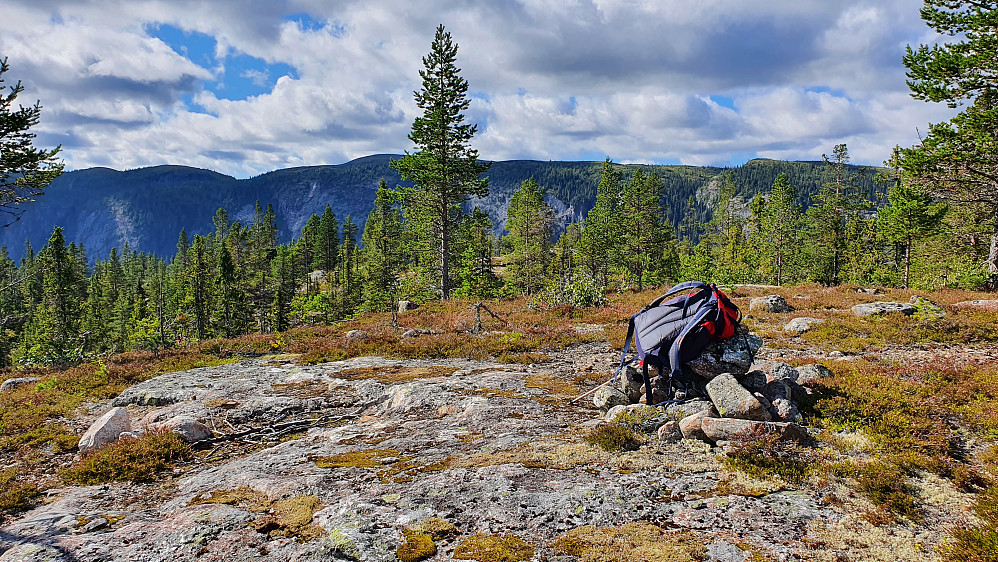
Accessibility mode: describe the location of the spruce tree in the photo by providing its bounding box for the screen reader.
[390,25,490,299]
[0,57,63,225]
[504,177,554,296]
[360,179,405,311]
[579,159,623,288]
[761,173,803,285]
[620,170,671,290]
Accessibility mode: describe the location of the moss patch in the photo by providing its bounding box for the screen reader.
[397,532,436,562]
[312,449,400,469]
[189,486,324,542]
[333,365,459,384]
[551,522,707,562]
[453,534,534,562]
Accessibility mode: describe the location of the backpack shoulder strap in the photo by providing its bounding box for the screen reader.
[613,313,639,380]
[644,281,709,310]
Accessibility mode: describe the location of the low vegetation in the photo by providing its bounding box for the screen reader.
[551,522,707,562]
[62,429,192,485]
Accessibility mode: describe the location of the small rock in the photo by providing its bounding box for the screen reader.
[152,415,213,442]
[768,362,799,382]
[736,370,767,392]
[0,377,41,393]
[851,302,915,317]
[605,404,671,433]
[749,295,793,313]
[401,329,421,339]
[686,328,763,379]
[770,398,801,422]
[706,540,750,562]
[615,366,645,404]
[657,421,682,443]
[783,317,824,334]
[79,407,131,455]
[398,300,417,313]
[592,386,629,411]
[679,407,717,442]
[346,329,369,341]
[828,351,845,358]
[700,417,807,443]
[705,373,772,421]
[664,398,714,420]
[856,287,882,294]
[80,517,109,533]
[796,364,834,385]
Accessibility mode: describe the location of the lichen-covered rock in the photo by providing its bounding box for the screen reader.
[851,302,915,317]
[592,386,629,411]
[664,398,714,420]
[152,415,213,442]
[705,374,772,421]
[736,370,767,392]
[605,404,671,433]
[686,328,763,379]
[783,316,825,334]
[749,295,793,313]
[78,407,131,454]
[768,362,799,382]
[679,407,718,441]
[796,364,834,385]
[953,299,998,311]
[700,417,807,443]
[346,329,369,341]
[0,377,39,393]
[657,421,682,443]
[770,398,801,423]
[615,365,645,404]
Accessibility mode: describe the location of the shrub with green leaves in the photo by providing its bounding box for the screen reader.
[62,429,192,484]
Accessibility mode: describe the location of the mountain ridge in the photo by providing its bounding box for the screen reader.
[0,156,881,262]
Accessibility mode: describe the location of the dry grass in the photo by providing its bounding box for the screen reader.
[551,522,707,562]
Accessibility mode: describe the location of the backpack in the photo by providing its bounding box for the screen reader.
[615,281,741,405]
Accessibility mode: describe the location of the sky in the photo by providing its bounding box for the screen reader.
[0,0,961,178]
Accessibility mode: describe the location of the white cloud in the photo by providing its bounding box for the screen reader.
[0,0,961,177]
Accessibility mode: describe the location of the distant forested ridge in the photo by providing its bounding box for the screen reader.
[0,155,880,262]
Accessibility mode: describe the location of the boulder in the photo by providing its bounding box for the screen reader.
[663,398,714,420]
[700,417,807,443]
[796,364,834,385]
[909,296,945,319]
[398,300,417,313]
[768,362,799,382]
[0,377,40,393]
[749,295,793,313]
[705,374,772,421]
[953,299,998,311]
[605,404,671,433]
[346,329,369,341]
[657,421,682,443]
[592,386,629,411]
[686,328,763,379]
[851,302,915,317]
[78,407,131,455]
[679,407,717,442]
[783,317,824,334]
[152,415,213,442]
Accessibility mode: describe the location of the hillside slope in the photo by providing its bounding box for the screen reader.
[0,156,880,262]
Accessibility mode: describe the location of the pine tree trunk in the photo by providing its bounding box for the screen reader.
[988,230,998,276]
[441,214,450,300]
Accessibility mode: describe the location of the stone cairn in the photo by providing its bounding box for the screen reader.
[592,295,831,447]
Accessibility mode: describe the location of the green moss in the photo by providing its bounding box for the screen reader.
[408,517,457,540]
[191,487,324,542]
[397,532,437,562]
[312,449,400,469]
[583,424,641,452]
[453,534,534,562]
[551,523,707,562]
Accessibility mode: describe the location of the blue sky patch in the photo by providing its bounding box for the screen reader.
[709,95,736,110]
[146,23,298,102]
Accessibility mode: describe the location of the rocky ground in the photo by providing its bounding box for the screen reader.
[2,295,993,562]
